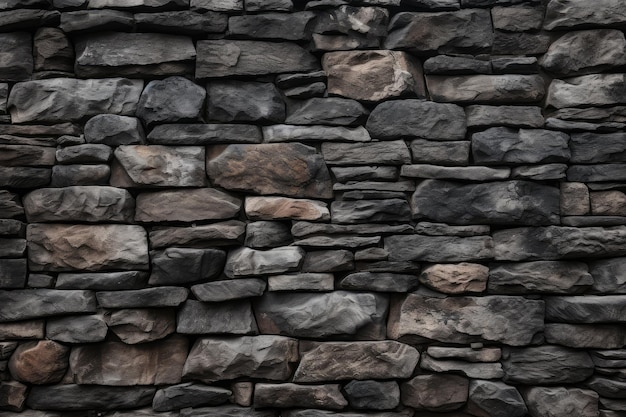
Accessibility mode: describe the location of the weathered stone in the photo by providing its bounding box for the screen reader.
[276,71,326,89]
[0,259,26,289]
[224,246,304,278]
[292,221,413,238]
[314,5,388,37]
[245,197,329,222]
[385,234,494,262]
[0,167,51,188]
[135,11,227,35]
[466,105,544,128]
[8,78,143,123]
[245,222,292,249]
[0,33,31,82]
[544,0,626,30]
[229,11,314,40]
[0,237,24,257]
[568,164,626,182]
[105,309,175,344]
[55,271,148,290]
[366,99,466,140]
[75,32,195,77]
[111,145,206,187]
[96,287,188,308]
[50,164,109,187]
[334,181,414,192]
[263,125,370,143]
[401,165,510,181]
[207,81,284,124]
[416,223,492,236]
[196,40,318,78]
[268,273,333,292]
[46,314,107,344]
[177,300,257,335]
[420,354,504,379]
[522,387,599,417]
[59,10,134,33]
[84,114,144,146]
[0,9,59,32]
[427,74,545,103]
[339,272,418,292]
[590,258,626,293]
[511,164,567,181]
[385,9,492,54]
[401,374,469,411]
[153,383,231,412]
[587,376,626,398]
[323,50,425,102]
[9,340,69,384]
[312,32,379,51]
[255,383,346,410]
[570,132,626,163]
[69,336,187,385]
[27,224,148,271]
[0,219,24,236]
[180,406,275,417]
[546,295,626,323]
[254,291,387,339]
[301,250,354,273]
[246,0,291,11]
[294,341,418,382]
[331,199,410,224]
[150,248,225,285]
[294,235,382,249]
[23,186,134,223]
[332,166,397,182]
[427,346,501,362]
[149,220,246,248]
[493,226,626,261]
[344,380,399,410]
[283,411,412,417]
[0,289,95,322]
[423,55,491,75]
[492,5,543,31]
[0,380,27,412]
[545,323,626,349]
[591,191,626,216]
[472,127,569,164]
[208,143,332,198]
[502,346,594,384]
[87,0,187,9]
[56,144,112,164]
[148,123,262,145]
[183,335,298,382]
[466,380,527,417]
[488,261,592,294]
[27,273,53,288]
[410,140,469,165]
[547,74,626,109]
[26,385,156,410]
[0,191,23,219]
[388,293,544,345]
[561,182,590,216]
[419,263,487,294]
[192,279,266,302]
[492,32,551,55]
[136,188,241,223]
[322,141,410,166]
[286,98,368,126]
[191,0,242,12]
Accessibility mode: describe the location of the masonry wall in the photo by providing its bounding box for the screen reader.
[1,0,626,415]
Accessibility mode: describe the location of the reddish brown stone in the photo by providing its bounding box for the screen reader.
[8,340,70,384]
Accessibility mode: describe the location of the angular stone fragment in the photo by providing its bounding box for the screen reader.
[34,26,72,72]
[245,221,292,249]
[466,380,527,417]
[386,234,494,262]
[75,32,196,77]
[401,374,468,411]
[84,114,144,146]
[254,383,347,410]
[149,220,246,248]
[323,50,425,102]
[385,9,492,54]
[472,127,569,164]
[111,145,205,188]
[544,0,626,30]
[502,346,594,384]
[97,287,188,308]
[135,188,240,223]
[401,165,509,181]
[0,289,95,322]
[492,32,551,55]
[148,123,262,145]
[207,81,284,124]
[105,309,175,344]
[493,226,626,261]
[286,98,368,126]
[59,10,134,33]
[56,144,112,164]
[225,246,304,278]
[466,105,544,128]
[545,323,626,349]
[294,341,418,382]
[177,300,257,335]
[55,271,147,290]
[322,141,410,166]
[8,78,143,123]
[547,74,626,109]
[196,40,318,78]
[245,197,329,221]
[420,354,504,379]
[522,387,599,417]
[150,248,225,285]
[192,279,266,302]
[488,261,592,294]
[153,383,231,412]
[9,340,69,385]
[0,32,32,82]
[254,291,387,338]
[302,250,354,273]
[26,385,156,410]
[344,380,399,410]
[50,164,109,187]
[229,11,314,41]
[366,99,465,140]
[135,10,227,35]
[419,263,487,294]
[428,74,545,103]
[423,55,490,75]
[183,336,298,382]
[331,199,410,224]
[389,293,544,345]
[46,314,107,344]
[0,380,27,412]
[208,143,332,198]
[590,258,626,293]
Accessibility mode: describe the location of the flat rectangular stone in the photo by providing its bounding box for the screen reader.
[546,295,626,323]
[26,385,156,411]
[149,220,246,248]
[96,287,188,308]
[385,234,494,262]
[322,141,411,166]
[547,74,626,109]
[0,145,55,166]
[570,132,626,163]
[401,165,510,181]
[294,235,381,249]
[268,273,334,292]
[263,125,371,143]
[0,320,44,339]
[176,300,258,334]
[0,166,51,188]
[55,271,148,290]
[0,289,96,322]
[465,105,544,128]
[147,124,262,145]
[427,74,545,104]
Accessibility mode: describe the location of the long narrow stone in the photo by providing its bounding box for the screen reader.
[0,289,96,322]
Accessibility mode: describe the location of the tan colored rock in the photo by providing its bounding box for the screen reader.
[9,340,70,384]
[322,50,425,102]
[27,224,148,271]
[0,321,44,339]
[560,182,590,215]
[245,196,329,221]
[419,263,488,294]
[254,383,347,410]
[591,191,626,216]
[401,374,469,411]
[231,382,253,407]
[135,188,241,222]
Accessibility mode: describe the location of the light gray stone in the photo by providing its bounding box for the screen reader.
[547,74,626,109]
[268,273,334,292]
[546,295,626,323]
[410,140,469,165]
[302,250,354,272]
[55,271,147,290]
[511,164,567,181]
[263,125,370,143]
[176,300,257,335]
[224,246,304,278]
[489,261,592,294]
[492,5,543,31]
[415,223,492,237]
[427,74,545,103]
[191,0,243,12]
[0,289,96,322]
[502,346,594,384]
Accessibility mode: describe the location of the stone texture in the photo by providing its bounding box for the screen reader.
[8,340,69,384]
[401,164,510,181]
[547,74,626,109]
[27,224,148,271]
[388,293,544,345]
[50,164,109,187]
[191,278,266,302]
[153,383,232,412]
[46,314,107,343]
[466,105,544,128]
[472,127,569,164]
[286,98,368,126]
[427,74,545,103]
[410,140,469,165]
[592,191,626,216]
[254,383,347,410]
[0,32,32,82]
[492,32,551,55]
[568,164,626,182]
[33,27,73,72]
[331,199,410,224]
[466,380,527,417]
[26,385,156,410]
[419,263,488,294]
[385,234,494,262]
[245,221,292,249]
[105,309,175,344]
[176,300,257,335]
[501,346,594,384]
[55,144,112,164]
[268,273,334,292]
[55,271,147,290]
[229,11,314,41]
[423,55,491,75]
[420,354,504,379]
[0,167,51,188]
[522,387,599,417]
[75,32,196,77]
[570,132,626,163]
[0,259,27,289]
[302,250,354,272]
[149,248,225,285]
[339,272,418,292]
[148,123,262,146]
[545,323,626,349]
[84,114,144,146]
[8,78,143,123]
[543,0,626,30]
[0,191,23,219]
[245,197,329,221]
[401,374,469,411]
[344,380,400,410]
[0,380,27,412]
[294,341,419,382]
[0,289,95,322]
[96,287,188,308]
[590,257,626,293]
[263,125,370,143]
[207,81,284,124]
[59,10,134,33]
[224,246,304,278]
[208,143,332,199]
[182,336,298,382]
[322,141,410,166]
[492,5,543,31]
[0,321,44,340]
[323,50,425,102]
[488,261,592,294]
[545,295,626,323]
[149,220,246,248]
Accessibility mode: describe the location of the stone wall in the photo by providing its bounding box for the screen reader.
[1,0,626,416]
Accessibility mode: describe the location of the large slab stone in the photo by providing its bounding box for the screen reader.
[47,314,108,344]
[322,141,410,166]
[466,380,527,417]
[501,346,594,384]
[544,0,626,30]
[385,234,494,262]
[84,114,145,146]
[137,76,205,126]
[254,384,347,410]
[388,293,544,345]
[322,50,425,102]
[331,199,410,224]
[286,98,368,127]
[27,224,148,271]
[254,291,388,339]
[229,11,314,41]
[8,78,143,123]
[26,385,156,410]
[546,74,626,108]
[0,289,95,322]
[8,340,69,384]
[55,271,147,290]
[412,180,559,226]
[69,337,187,385]
[489,261,592,294]
[182,336,298,382]
[176,300,258,335]
[522,387,599,417]
[23,186,134,223]
[0,32,32,82]
[545,323,626,349]
[419,263,487,294]
[196,40,318,78]
[150,248,225,285]
[245,196,329,221]
[148,123,262,145]
[466,105,544,128]
[294,341,418,382]
[427,74,545,103]
[75,32,195,77]
[208,143,332,199]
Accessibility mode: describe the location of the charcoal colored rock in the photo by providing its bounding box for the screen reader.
[176,299,257,334]
[8,340,69,384]
[229,11,314,41]
[153,383,232,412]
[521,387,599,417]
[207,81,284,124]
[0,9,59,32]
[245,197,329,221]
[0,167,51,188]
[332,166,397,182]
[466,105,544,128]
[420,354,504,379]
[466,380,527,417]
[543,0,626,30]
[0,289,95,322]
[492,32,551,55]
[55,271,147,290]
[322,141,410,166]
[286,98,368,126]
[472,127,569,164]
[501,346,594,384]
[331,199,410,224]
[545,323,626,349]
[263,125,370,143]
[419,263,487,294]
[0,258,26,289]
[149,220,246,248]
[339,272,418,292]
[105,309,175,344]
[135,10,227,35]
[0,32,32,82]
[401,164,510,181]
[491,5,543,31]
[191,0,242,12]
[26,385,156,410]
[59,10,134,33]
[586,376,626,398]
[385,234,494,262]
[547,74,626,109]
[96,287,188,308]
[302,250,354,272]
[590,257,626,293]
[192,279,266,302]
[245,221,292,249]
[344,380,400,410]
[488,261,592,294]
[50,164,109,187]
[0,191,23,219]
[46,314,107,343]
[545,295,626,323]
[401,374,468,411]
[570,132,626,163]
[423,55,491,75]
[568,164,626,182]
[55,144,112,164]
[314,5,388,38]
[180,406,275,417]
[0,380,27,412]
[148,123,262,145]
[254,383,347,410]
[84,114,144,145]
[149,248,225,285]
[427,74,545,103]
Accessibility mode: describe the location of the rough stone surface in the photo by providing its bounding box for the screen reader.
[427,74,545,104]
[488,261,592,294]
[8,340,69,384]
[0,289,95,322]
[225,246,304,278]
[522,387,599,417]
[501,346,595,384]
[153,383,232,412]
[339,272,419,292]
[136,76,205,124]
[207,81,284,124]
[149,248,225,285]
[385,234,494,262]
[286,98,368,126]
[419,263,488,294]
[544,0,626,30]
[547,74,626,109]
[149,220,245,248]
[344,380,400,410]
[466,380,527,417]
[245,221,292,249]
[401,374,469,411]
[84,114,145,146]
[96,287,188,308]
[254,383,347,410]
[322,141,410,166]
[176,300,257,335]
[191,279,266,302]
[246,197,329,222]
[466,105,544,128]
[55,271,147,290]
[46,314,107,344]
[26,385,156,410]
[105,309,175,344]
[0,32,32,82]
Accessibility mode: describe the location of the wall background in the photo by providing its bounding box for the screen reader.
[1,0,626,415]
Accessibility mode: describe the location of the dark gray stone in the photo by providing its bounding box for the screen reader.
[268,273,333,292]
[50,164,109,187]
[302,250,354,272]
[492,32,551,55]
[59,10,134,32]
[191,0,243,12]
[401,374,469,411]
[427,74,545,104]
[84,114,144,145]
[0,32,32,82]
[0,259,26,289]
[344,380,400,410]
[0,219,26,236]
[546,74,626,109]
[492,5,543,31]
[229,11,314,40]
[0,289,96,322]
[546,295,626,323]
[148,123,262,145]
[207,81,284,123]
[149,248,225,285]
[0,191,23,219]
[96,287,188,308]
[590,258,626,293]
[587,376,626,399]
[423,55,491,75]
[33,27,74,73]
[0,167,51,188]
[522,387,599,417]
[225,246,304,278]
[180,406,276,417]
[543,0,626,30]
[322,141,410,166]
[137,76,205,126]
[149,220,246,248]
[570,132,626,163]
[403,165,504,181]
[511,164,567,181]
[135,11,227,35]
[294,235,381,249]
[0,9,59,32]
[286,98,368,126]
[339,272,419,292]
[105,308,175,344]
[545,323,626,349]
[0,145,55,167]
[276,70,326,89]
[466,105,544,128]
[331,199,411,224]
[46,314,107,343]
[501,346,594,384]
[282,82,326,99]
[177,299,257,334]
[0,238,25,257]
[245,221,292,249]
[466,380,527,417]
[488,261,592,294]
[568,164,626,182]
[191,279,266,302]
[55,144,112,164]
[253,383,347,410]
[420,354,504,379]
[386,234,494,262]
[410,140,469,165]
[331,166,397,182]
[55,271,147,290]
[153,383,232,412]
[26,385,156,410]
